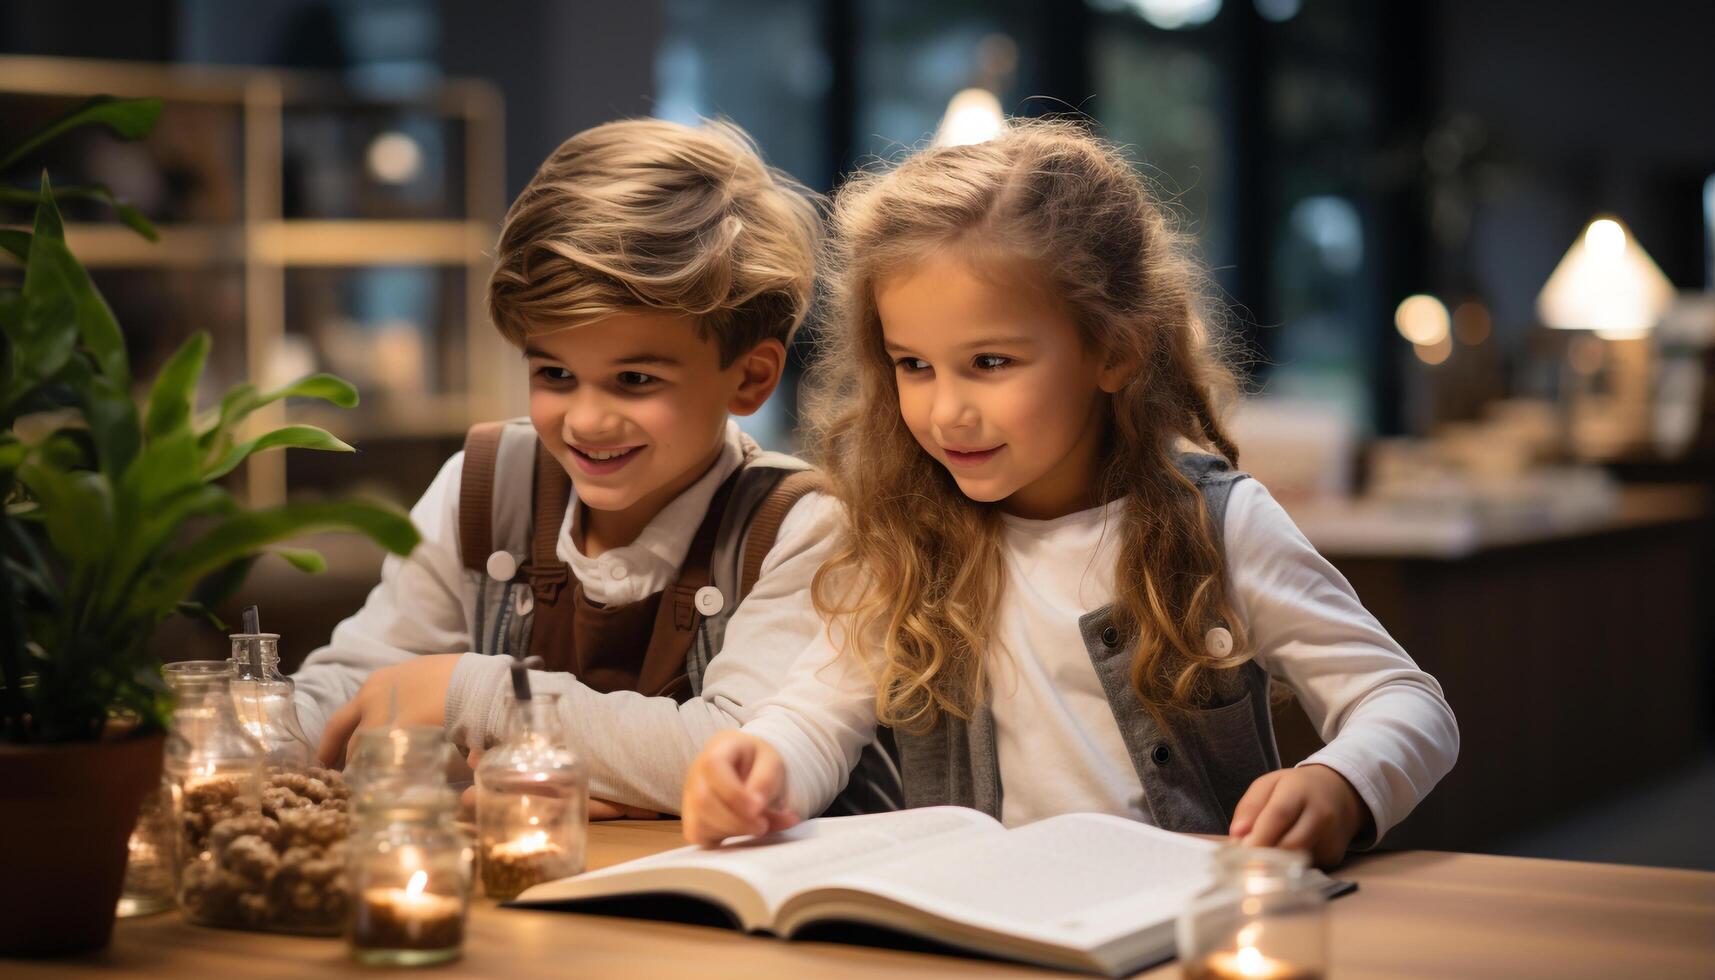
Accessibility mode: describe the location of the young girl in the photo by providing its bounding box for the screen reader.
[681,120,1458,868]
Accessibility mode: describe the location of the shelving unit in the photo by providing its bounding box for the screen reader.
[0,55,519,507]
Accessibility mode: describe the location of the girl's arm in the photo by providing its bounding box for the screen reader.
[1225,479,1461,847]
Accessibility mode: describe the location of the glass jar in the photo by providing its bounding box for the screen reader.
[165,662,352,934]
[475,693,587,899]
[348,788,472,964]
[228,631,315,768]
[1177,846,1328,980]
[346,725,455,810]
[119,661,233,918]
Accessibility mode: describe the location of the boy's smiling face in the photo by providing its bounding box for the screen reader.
[878,252,1127,521]
[525,312,782,537]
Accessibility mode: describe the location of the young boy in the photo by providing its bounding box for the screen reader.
[290,118,896,817]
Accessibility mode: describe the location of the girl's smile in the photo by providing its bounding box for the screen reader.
[941,444,1006,468]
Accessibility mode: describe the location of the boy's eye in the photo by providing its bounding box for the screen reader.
[894,357,930,373]
[534,365,573,383]
[617,371,659,387]
[973,354,1012,371]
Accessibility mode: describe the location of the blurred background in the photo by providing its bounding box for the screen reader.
[2,0,1710,869]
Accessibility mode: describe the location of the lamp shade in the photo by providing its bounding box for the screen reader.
[1536,216,1674,340]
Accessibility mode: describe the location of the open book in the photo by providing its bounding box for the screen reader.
[509,807,1353,976]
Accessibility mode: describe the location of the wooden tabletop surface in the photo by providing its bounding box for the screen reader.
[9,819,1715,978]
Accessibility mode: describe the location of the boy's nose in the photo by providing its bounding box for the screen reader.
[562,392,624,441]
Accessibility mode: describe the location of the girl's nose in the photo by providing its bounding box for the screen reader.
[929,382,980,432]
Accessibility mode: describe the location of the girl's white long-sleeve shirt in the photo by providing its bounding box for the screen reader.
[290,421,846,813]
[745,479,1460,843]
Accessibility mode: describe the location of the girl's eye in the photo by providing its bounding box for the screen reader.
[534,365,573,383]
[617,371,659,387]
[894,357,930,373]
[973,354,1012,371]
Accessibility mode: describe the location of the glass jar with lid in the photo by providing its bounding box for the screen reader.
[227,630,315,769]
[1176,846,1329,980]
[474,692,587,899]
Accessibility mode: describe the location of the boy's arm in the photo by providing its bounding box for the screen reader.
[292,453,474,747]
[444,491,846,814]
[1225,479,1461,847]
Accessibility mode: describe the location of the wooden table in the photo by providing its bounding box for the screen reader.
[10,820,1715,978]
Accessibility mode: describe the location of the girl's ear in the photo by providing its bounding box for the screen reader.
[728,338,788,416]
[1096,347,1137,394]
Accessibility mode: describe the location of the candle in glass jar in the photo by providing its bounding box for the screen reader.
[354,870,463,955]
[1184,945,1323,980]
[481,829,571,899]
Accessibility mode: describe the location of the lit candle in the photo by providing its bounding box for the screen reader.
[354,870,463,954]
[1185,945,1323,980]
[481,830,573,900]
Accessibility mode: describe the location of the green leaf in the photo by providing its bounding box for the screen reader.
[15,461,114,565]
[143,333,208,440]
[188,554,258,613]
[136,500,418,616]
[174,601,228,631]
[195,374,359,456]
[23,175,130,391]
[0,184,158,242]
[202,424,354,481]
[0,229,28,261]
[0,96,162,172]
[269,547,327,574]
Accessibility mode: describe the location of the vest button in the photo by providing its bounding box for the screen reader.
[1205,626,1234,658]
[1151,744,1171,766]
[694,586,724,616]
[1100,626,1119,647]
[485,550,518,582]
[609,564,629,581]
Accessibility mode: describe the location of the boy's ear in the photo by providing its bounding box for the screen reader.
[727,338,787,416]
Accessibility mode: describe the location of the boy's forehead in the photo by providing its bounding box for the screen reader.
[522,310,715,362]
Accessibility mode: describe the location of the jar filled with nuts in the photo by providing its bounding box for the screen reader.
[475,692,587,900]
[165,663,353,934]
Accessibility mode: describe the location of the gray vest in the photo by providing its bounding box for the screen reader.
[464,420,902,816]
[890,454,1279,833]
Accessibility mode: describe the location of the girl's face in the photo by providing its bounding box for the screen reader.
[877,252,1127,521]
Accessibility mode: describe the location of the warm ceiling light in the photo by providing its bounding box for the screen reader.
[1536,215,1674,340]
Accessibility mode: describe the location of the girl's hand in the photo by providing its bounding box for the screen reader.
[682,732,798,846]
[1228,764,1372,868]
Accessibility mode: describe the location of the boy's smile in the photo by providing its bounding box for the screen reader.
[524,311,782,552]
[877,252,1128,521]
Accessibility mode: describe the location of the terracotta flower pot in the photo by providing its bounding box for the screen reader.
[0,730,166,955]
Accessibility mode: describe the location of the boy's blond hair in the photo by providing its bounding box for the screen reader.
[488,118,820,364]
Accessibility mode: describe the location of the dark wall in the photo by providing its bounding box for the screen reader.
[1435,0,1715,334]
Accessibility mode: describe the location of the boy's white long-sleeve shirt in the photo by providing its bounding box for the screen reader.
[291,420,844,813]
[745,479,1460,843]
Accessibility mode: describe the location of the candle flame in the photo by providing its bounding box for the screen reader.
[1235,945,1268,977]
[405,870,428,898]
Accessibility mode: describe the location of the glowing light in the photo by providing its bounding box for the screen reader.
[1235,946,1268,976]
[366,131,423,184]
[934,88,1005,147]
[1414,335,1453,366]
[1452,301,1491,345]
[1254,0,1300,21]
[1126,0,1222,30]
[1537,215,1674,339]
[405,870,428,898]
[1395,294,1451,346]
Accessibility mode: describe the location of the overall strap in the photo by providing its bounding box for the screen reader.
[457,422,508,573]
[634,469,743,699]
[525,441,572,603]
[737,469,825,598]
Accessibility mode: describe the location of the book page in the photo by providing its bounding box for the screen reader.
[810,812,1218,949]
[521,806,1002,921]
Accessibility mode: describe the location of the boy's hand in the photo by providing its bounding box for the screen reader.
[682,732,797,846]
[317,654,463,768]
[1228,764,1372,869]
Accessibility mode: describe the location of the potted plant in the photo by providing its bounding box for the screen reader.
[0,97,421,954]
